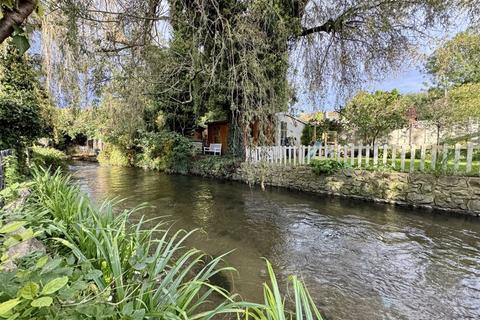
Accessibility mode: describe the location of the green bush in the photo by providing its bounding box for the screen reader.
[2,154,22,186]
[191,155,240,177]
[310,158,349,175]
[30,146,67,171]
[97,144,130,167]
[135,131,193,174]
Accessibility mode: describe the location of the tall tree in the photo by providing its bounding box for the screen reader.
[341,90,406,145]
[0,42,52,153]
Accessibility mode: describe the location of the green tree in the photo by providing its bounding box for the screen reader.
[0,42,52,152]
[426,31,480,87]
[341,90,406,145]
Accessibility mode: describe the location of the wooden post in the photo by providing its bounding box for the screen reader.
[442,144,449,172]
[392,145,397,169]
[454,143,461,172]
[431,145,437,171]
[373,144,379,166]
[400,145,406,172]
[307,145,311,164]
[420,145,426,172]
[343,145,348,164]
[382,144,388,166]
[283,146,287,165]
[357,145,362,168]
[466,142,473,173]
[350,144,355,166]
[410,145,416,173]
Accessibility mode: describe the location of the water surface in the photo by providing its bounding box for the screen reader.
[70,162,480,320]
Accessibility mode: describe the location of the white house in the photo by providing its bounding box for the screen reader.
[275,113,307,146]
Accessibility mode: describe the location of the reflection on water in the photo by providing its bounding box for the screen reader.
[71,162,480,320]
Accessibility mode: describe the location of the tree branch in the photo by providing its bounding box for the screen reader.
[0,0,37,44]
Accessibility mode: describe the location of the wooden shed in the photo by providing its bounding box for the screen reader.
[206,120,229,154]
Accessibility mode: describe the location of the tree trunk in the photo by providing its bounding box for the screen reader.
[0,0,37,44]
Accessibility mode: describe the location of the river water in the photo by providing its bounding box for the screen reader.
[70,162,480,320]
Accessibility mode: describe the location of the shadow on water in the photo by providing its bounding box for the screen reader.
[70,161,480,320]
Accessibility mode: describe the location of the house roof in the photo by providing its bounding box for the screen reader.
[276,112,308,125]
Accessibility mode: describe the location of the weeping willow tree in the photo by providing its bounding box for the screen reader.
[31,0,480,155]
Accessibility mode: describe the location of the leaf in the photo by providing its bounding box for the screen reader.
[31,297,53,308]
[41,276,68,295]
[121,302,133,316]
[19,228,34,241]
[0,299,20,316]
[84,269,102,281]
[0,221,26,234]
[41,258,62,274]
[19,282,39,300]
[36,256,48,269]
[11,35,30,55]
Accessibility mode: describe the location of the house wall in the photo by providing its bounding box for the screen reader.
[207,123,229,153]
[384,119,480,146]
[275,113,306,146]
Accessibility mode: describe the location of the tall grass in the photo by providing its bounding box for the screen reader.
[23,167,324,319]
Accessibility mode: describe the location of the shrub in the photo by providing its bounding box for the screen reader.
[97,144,130,167]
[30,146,67,171]
[191,155,240,177]
[2,154,22,186]
[135,131,193,174]
[310,159,348,175]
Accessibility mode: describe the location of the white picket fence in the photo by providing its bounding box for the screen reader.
[245,143,480,175]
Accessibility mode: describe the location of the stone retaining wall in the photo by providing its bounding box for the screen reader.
[232,164,480,216]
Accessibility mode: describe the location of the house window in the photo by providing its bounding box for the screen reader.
[280,121,287,145]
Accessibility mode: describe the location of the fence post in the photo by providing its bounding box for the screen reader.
[357,145,363,168]
[293,146,297,165]
[343,145,348,164]
[410,145,416,173]
[431,145,437,171]
[283,146,287,166]
[392,145,397,169]
[420,145,426,172]
[382,144,388,166]
[400,145,406,172]
[307,145,311,164]
[442,144,449,173]
[373,144,378,166]
[454,143,461,172]
[350,144,355,166]
[466,142,473,173]
[365,145,370,166]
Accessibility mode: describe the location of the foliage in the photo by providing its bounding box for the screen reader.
[135,131,194,174]
[310,159,349,175]
[30,146,67,171]
[341,90,406,145]
[426,30,480,87]
[97,144,130,167]
[2,154,21,187]
[191,156,240,178]
[245,260,324,320]
[0,42,53,151]
[449,82,480,119]
[301,125,315,146]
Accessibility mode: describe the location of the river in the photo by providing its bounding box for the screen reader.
[70,162,480,320]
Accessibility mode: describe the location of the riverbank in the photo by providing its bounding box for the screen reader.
[189,158,480,217]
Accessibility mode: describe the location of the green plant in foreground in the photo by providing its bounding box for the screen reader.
[310,159,349,175]
[0,167,324,319]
